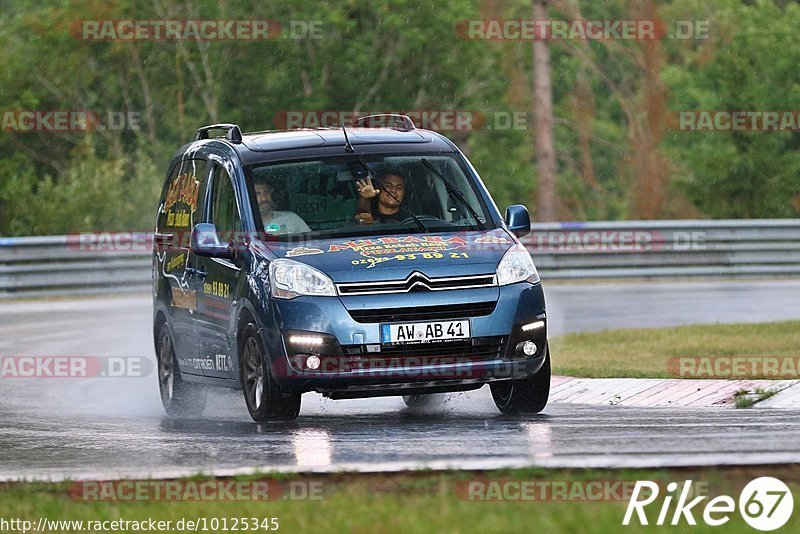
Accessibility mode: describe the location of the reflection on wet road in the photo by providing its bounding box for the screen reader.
[2,280,800,480]
[4,390,800,481]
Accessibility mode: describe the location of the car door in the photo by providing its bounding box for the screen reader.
[155,157,210,376]
[194,163,242,379]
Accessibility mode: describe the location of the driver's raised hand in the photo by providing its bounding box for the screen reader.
[356,178,379,199]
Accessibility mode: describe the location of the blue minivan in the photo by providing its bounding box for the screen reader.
[153,115,549,421]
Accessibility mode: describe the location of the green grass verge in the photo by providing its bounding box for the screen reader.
[734,387,782,408]
[551,321,800,378]
[1,466,799,533]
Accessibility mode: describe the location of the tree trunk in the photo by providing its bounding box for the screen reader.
[532,0,558,221]
[632,0,668,219]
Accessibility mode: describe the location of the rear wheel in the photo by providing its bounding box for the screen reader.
[157,323,206,417]
[490,344,550,414]
[240,323,301,422]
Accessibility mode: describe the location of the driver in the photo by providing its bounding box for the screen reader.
[354,172,410,224]
[254,177,311,235]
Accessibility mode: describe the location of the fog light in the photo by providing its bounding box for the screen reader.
[306,355,321,370]
[522,341,538,356]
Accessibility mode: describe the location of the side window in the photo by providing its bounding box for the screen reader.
[156,163,181,233]
[156,159,208,280]
[210,166,241,242]
[158,158,209,240]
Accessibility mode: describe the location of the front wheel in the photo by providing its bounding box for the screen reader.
[490,344,550,414]
[157,323,207,417]
[402,394,435,408]
[240,323,301,422]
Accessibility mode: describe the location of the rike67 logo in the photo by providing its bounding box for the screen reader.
[623,477,793,531]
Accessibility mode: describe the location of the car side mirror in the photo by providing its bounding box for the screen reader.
[504,205,531,238]
[191,223,234,259]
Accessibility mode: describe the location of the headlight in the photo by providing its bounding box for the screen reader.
[496,244,540,286]
[269,259,336,299]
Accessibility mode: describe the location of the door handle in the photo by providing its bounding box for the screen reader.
[185,266,196,277]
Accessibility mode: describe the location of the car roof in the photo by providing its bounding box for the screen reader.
[243,128,436,151]
[175,127,458,166]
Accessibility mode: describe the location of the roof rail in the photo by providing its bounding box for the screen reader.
[352,114,416,131]
[195,123,243,144]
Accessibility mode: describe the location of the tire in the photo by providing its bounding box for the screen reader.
[402,394,433,408]
[490,344,550,415]
[240,323,301,422]
[157,323,207,417]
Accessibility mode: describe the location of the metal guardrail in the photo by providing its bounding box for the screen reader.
[520,219,800,280]
[0,234,152,299]
[1,219,798,298]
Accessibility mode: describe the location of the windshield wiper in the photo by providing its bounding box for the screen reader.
[420,158,486,231]
[355,160,429,233]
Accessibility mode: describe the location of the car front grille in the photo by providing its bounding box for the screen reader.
[337,272,496,296]
[346,301,497,324]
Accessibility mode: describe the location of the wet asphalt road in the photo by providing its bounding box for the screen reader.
[1,280,800,481]
[5,397,800,482]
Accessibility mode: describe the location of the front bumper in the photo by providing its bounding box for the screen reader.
[263,282,547,395]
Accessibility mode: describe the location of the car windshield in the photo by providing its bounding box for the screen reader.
[246,154,492,239]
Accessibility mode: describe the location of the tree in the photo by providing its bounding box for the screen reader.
[532,0,559,221]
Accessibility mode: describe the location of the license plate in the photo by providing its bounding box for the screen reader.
[381,320,470,344]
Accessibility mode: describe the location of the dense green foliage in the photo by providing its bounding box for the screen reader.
[1,0,798,235]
